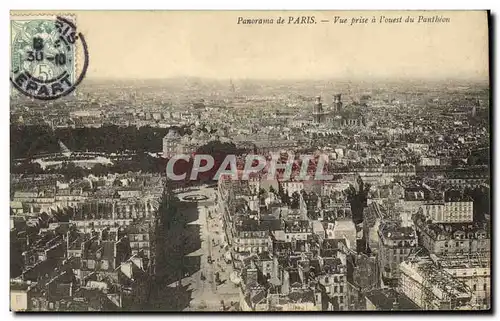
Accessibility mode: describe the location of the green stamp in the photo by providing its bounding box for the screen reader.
[10,15,89,100]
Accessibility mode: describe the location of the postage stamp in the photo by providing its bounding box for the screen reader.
[10,14,88,100]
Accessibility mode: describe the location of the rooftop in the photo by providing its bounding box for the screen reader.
[365,288,420,311]
[401,259,472,300]
[379,222,416,240]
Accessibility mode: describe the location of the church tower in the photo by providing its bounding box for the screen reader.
[313,96,323,123]
[333,94,343,113]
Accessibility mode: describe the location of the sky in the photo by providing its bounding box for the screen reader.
[12,10,489,80]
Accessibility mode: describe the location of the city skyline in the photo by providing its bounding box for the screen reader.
[9,10,491,313]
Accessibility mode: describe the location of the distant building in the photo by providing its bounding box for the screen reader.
[332,94,343,113]
[162,127,216,158]
[312,96,324,123]
[70,109,102,118]
[399,259,473,310]
[435,254,490,310]
[162,129,185,159]
[316,253,349,311]
[310,94,365,127]
[414,214,490,255]
[407,143,430,154]
[126,222,153,259]
[420,157,441,166]
[283,220,313,242]
[377,222,417,285]
[422,199,474,223]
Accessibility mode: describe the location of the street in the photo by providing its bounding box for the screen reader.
[171,186,240,311]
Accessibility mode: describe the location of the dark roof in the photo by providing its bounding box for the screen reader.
[288,289,315,303]
[236,217,271,232]
[379,223,416,240]
[365,288,420,311]
[288,270,301,286]
[101,241,115,261]
[251,288,268,305]
[258,252,272,261]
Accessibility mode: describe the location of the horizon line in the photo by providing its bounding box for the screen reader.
[81,75,490,83]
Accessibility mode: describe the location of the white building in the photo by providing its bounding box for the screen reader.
[422,201,473,223]
[399,259,473,310]
[331,219,357,250]
[435,254,490,309]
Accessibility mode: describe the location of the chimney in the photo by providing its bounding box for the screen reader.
[282,269,290,295]
[392,298,399,310]
[247,261,258,286]
[81,239,88,255]
[272,255,279,280]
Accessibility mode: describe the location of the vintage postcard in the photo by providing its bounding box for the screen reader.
[9,10,491,312]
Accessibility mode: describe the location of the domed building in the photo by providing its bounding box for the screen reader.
[312,93,366,127]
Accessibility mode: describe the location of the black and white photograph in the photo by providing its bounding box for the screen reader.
[8,9,491,312]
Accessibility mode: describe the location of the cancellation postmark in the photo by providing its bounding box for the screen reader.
[10,15,89,100]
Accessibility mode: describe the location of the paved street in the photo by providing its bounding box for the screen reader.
[171,186,240,311]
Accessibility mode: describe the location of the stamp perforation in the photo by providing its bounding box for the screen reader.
[10,13,87,100]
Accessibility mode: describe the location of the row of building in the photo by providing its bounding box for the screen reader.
[215,174,490,311]
[10,173,164,311]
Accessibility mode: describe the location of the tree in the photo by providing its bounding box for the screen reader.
[91,163,110,177]
[61,162,88,180]
[291,191,300,209]
[11,161,44,175]
[278,182,290,205]
[346,178,371,225]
